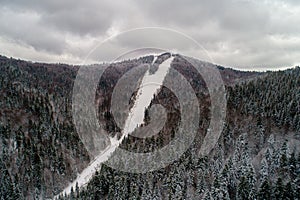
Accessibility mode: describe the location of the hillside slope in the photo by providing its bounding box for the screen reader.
[0,54,299,199]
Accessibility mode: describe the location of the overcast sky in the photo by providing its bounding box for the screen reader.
[1,0,300,70]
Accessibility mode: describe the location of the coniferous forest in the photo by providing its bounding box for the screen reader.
[0,54,299,199]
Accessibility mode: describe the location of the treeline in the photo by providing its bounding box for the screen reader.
[0,55,299,199]
[59,66,300,199]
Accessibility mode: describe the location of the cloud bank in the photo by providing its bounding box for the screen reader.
[0,0,300,70]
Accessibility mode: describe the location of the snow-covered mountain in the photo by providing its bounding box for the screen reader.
[0,54,299,199]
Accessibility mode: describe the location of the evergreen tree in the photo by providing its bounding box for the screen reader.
[289,151,297,179]
[274,178,284,200]
[259,158,269,183]
[257,180,271,200]
[284,181,294,200]
[279,141,289,169]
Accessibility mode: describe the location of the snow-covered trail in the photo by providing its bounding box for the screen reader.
[120,56,173,139]
[55,56,174,199]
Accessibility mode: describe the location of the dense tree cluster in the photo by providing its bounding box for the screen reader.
[57,132,300,200]
[59,65,299,199]
[0,55,299,199]
[228,67,300,131]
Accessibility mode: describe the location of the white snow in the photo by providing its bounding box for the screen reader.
[55,55,174,199]
[122,56,173,138]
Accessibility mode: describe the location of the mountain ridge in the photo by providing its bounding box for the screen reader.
[0,54,299,199]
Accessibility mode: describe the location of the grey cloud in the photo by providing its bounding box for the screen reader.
[1,0,117,36]
[0,0,299,69]
[85,28,211,62]
[0,8,67,54]
[135,0,270,33]
[218,1,270,32]
[280,0,300,5]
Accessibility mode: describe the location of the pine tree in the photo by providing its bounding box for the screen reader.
[236,176,249,200]
[289,151,297,179]
[196,172,206,197]
[274,178,284,200]
[259,158,269,183]
[127,175,140,200]
[183,170,195,199]
[152,184,163,200]
[140,181,152,200]
[0,163,14,199]
[203,191,212,200]
[75,182,80,199]
[279,141,289,169]
[236,163,256,200]
[70,187,75,200]
[226,157,237,199]
[257,180,271,200]
[169,165,184,200]
[284,181,294,200]
[211,173,230,200]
